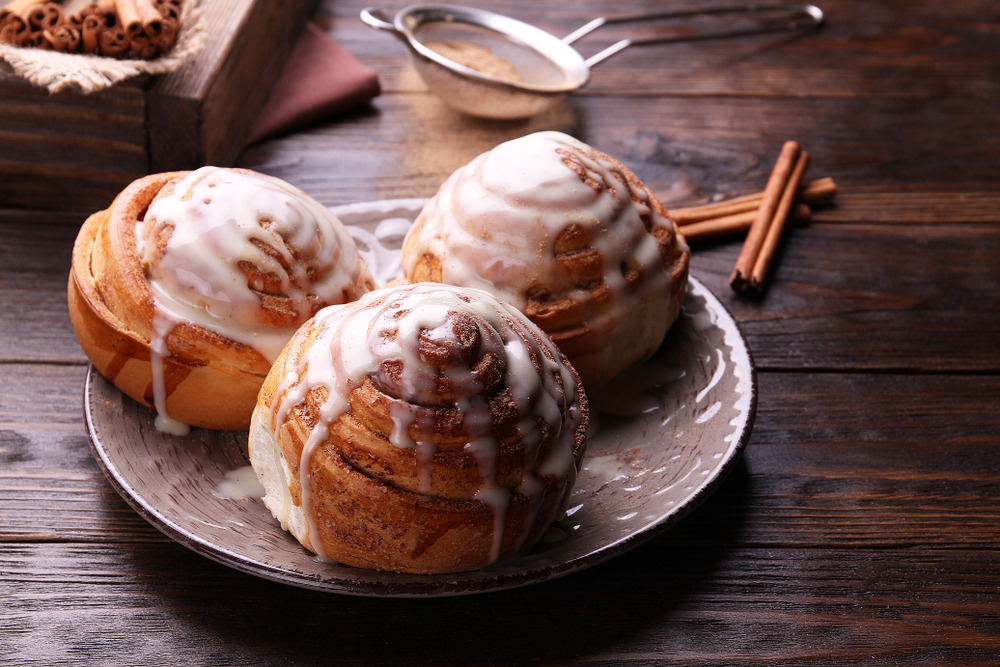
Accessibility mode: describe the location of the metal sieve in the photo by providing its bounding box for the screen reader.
[361,3,825,119]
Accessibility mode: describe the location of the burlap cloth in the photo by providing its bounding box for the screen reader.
[0,1,206,93]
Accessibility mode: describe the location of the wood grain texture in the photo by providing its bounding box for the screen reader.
[147,0,320,170]
[2,365,997,550]
[1,0,999,664]
[317,0,1000,99]
[1,541,998,665]
[0,75,147,212]
[0,211,88,363]
[0,0,318,213]
[689,223,1000,372]
[815,190,1000,224]
[237,94,1000,208]
[2,212,996,371]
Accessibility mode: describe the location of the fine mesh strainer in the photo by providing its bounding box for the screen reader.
[361,3,825,119]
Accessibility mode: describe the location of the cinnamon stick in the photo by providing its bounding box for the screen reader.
[680,202,811,243]
[748,150,811,293]
[26,1,60,32]
[730,141,802,292]
[86,0,120,54]
[118,0,169,56]
[0,16,29,45]
[114,0,140,36]
[64,0,99,15]
[135,0,161,37]
[64,0,98,27]
[153,0,181,21]
[95,0,117,21]
[81,12,102,52]
[155,17,176,51]
[0,0,40,44]
[672,177,837,226]
[44,24,81,52]
[0,0,175,57]
[128,30,156,58]
[95,0,118,31]
[98,24,127,56]
[0,0,44,22]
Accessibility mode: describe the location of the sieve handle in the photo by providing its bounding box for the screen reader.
[563,3,825,68]
[361,7,406,40]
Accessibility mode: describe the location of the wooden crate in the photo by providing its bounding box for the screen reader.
[0,0,318,214]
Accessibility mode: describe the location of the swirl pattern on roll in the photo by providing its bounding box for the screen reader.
[250,282,589,574]
[137,167,374,358]
[68,167,375,432]
[401,131,691,387]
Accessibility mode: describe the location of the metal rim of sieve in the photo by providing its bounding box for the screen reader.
[361,3,825,118]
[362,4,590,93]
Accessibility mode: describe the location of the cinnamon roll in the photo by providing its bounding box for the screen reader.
[400,131,691,387]
[249,282,589,574]
[68,167,376,432]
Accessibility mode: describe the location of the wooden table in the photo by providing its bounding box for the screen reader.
[3,0,999,664]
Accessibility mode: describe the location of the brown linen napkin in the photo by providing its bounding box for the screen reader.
[246,22,380,144]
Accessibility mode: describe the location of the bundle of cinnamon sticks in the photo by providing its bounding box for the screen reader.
[670,141,836,295]
[0,0,182,59]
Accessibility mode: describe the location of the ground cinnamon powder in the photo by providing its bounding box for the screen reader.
[423,40,522,84]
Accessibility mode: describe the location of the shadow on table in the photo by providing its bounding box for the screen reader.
[126,456,752,666]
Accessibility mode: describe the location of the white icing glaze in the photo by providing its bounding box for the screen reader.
[401,131,681,341]
[137,166,369,361]
[133,167,371,432]
[214,465,266,500]
[148,309,190,436]
[268,282,584,564]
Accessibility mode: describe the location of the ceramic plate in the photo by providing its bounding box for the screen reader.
[84,199,756,598]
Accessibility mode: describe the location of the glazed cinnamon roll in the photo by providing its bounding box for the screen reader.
[400,131,691,387]
[249,283,589,574]
[69,167,376,432]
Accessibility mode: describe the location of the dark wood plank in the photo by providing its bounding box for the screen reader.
[2,0,999,663]
[689,223,1000,372]
[1,541,998,665]
[148,0,319,171]
[319,0,1000,100]
[815,190,1000,224]
[237,94,1000,207]
[0,211,87,364]
[678,372,1000,549]
[3,210,996,372]
[0,362,165,543]
[0,0,317,213]
[0,76,147,213]
[3,363,998,550]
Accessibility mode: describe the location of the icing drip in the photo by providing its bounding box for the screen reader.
[133,167,371,433]
[401,131,676,333]
[466,435,510,563]
[269,283,584,565]
[148,309,190,437]
[214,465,266,500]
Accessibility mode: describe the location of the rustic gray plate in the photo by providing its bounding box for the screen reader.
[84,199,756,598]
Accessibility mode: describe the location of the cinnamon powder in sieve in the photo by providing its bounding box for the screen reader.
[423,40,522,84]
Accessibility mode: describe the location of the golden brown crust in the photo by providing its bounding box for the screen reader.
[251,284,589,574]
[527,146,692,361]
[401,136,691,388]
[68,169,374,431]
[68,175,273,430]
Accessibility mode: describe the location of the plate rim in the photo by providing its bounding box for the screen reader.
[83,201,757,598]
